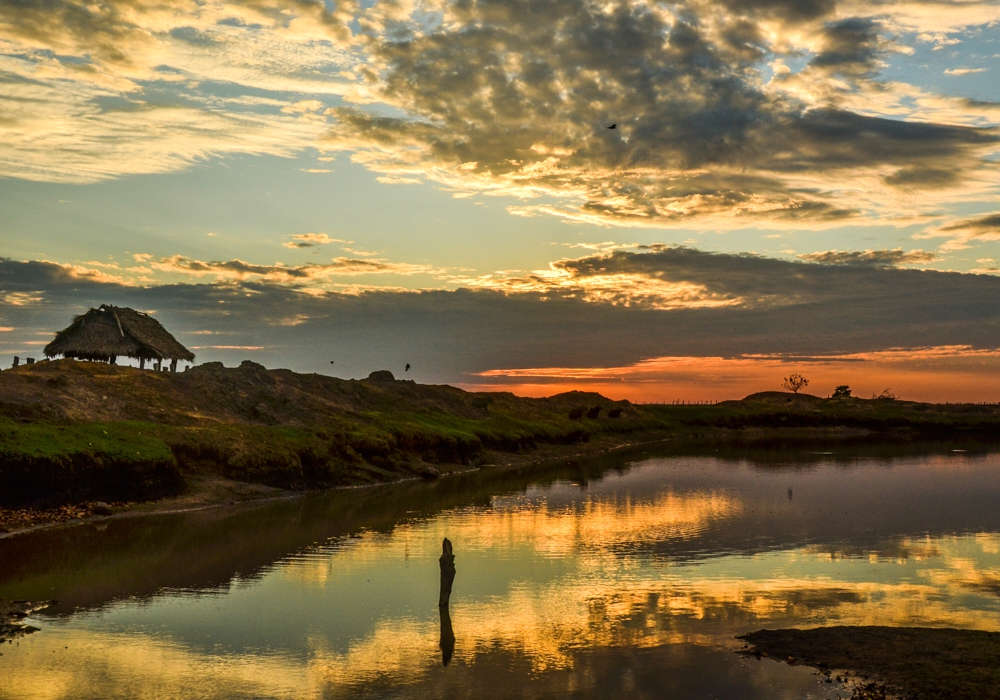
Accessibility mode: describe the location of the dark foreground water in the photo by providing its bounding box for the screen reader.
[3,443,1000,699]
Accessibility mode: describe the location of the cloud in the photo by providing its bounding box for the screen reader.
[470,346,1000,402]
[809,18,886,77]
[283,233,345,249]
[6,246,1000,386]
[941,212,1000,236]
[922,212,1000,249]
[0,69,332,182]
[797,249,937,266]
[150,254,445,283]
[0,0,368,182]
[944,68,986,76]
[321,0,999,228]
[0,0,996,227]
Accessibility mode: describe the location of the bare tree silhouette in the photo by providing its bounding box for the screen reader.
[782,374,809,394]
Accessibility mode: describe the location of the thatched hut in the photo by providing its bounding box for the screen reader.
[44,305,195,371]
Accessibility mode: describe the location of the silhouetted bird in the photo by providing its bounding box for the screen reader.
[330,361,335,364]
[405,363,411,372]
[607,124,616,129]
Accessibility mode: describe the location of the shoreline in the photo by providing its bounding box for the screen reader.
[739,626,1000,700]
[0,429,677,540]
[4,424,995,541]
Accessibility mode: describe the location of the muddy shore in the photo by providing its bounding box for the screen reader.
[0,599,50,645]
[739,626,1000,700]
[0,429,674,538]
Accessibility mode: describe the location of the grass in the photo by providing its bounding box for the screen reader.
[0,420,174,460]
[0,419,182,507]
[3,360,1000,509]
[644,394,1000,433]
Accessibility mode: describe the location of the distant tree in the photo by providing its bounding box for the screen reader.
[873,388,898,401]
[782,374,809,394]
[832,385,852,398]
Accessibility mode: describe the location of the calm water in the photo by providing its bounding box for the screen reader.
[3,444,1000,699]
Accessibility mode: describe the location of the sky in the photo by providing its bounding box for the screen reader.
[1,0,1000,401]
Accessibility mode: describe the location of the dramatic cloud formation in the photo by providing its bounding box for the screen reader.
[3,0,1000,401]
[323,0,1000,227]
[1,0,998,232]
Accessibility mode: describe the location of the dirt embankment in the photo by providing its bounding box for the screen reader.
[0,359,657,518]
[2,360,999,531]
[740,626,1000,700]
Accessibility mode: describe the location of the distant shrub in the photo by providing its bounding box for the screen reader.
[873,388,898,401]
[833,385,852,398]
[568,407,585,420]
[471,396,493,410]
[607,407,623,418]
[587,406,602,419]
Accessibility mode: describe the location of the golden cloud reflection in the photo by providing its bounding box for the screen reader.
[0,629,321,700]
[4,492,1000,698]
[278,489,743,590]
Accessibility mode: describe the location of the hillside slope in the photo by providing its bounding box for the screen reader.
[2,360,998,511]
[0,360,654,507]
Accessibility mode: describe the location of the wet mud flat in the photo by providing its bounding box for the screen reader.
[740,626,1000,700]
[0,600,50,646]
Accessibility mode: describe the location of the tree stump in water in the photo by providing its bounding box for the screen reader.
[439,604,455,666]
[439,537,456,608]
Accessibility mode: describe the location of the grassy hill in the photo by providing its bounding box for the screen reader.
[0,360,654,507]
[647,391,1000,434]
[1,360,998,509]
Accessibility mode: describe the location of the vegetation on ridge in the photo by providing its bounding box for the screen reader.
[1,359,999,509]
[0,359,654,507]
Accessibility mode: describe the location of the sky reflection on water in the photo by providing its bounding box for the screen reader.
[2,448,1000,699]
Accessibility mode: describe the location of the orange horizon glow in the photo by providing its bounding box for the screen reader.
[458,346,1000,404]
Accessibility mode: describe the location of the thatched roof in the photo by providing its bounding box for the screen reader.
[44,305,195,362]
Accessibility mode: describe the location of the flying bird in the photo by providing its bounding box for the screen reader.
[607,124,616,129]
[330,361,335,364]
[405,363,411,372]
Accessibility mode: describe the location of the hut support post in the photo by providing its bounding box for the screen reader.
[110,356,116,365]
[170,359,178,373]
[12,356,19,368]
[154,359,161,372]
[139,358,146,370]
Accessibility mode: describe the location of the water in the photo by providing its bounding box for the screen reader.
[3,443,1000,699]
